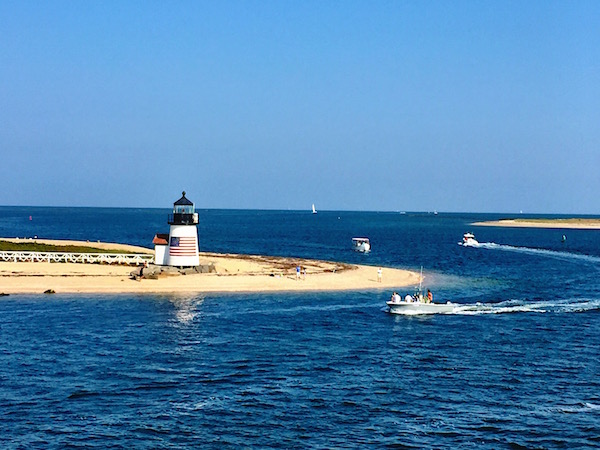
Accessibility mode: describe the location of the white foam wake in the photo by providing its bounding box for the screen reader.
[449,298,600,315]
[465,241,600,264]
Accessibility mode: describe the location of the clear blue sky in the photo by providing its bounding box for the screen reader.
[1,1,599,213]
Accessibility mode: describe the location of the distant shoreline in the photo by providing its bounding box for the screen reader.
[472,219,600,230]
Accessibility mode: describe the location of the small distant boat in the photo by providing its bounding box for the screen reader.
[352,237,371,253]
[312,204,317,214]
[460,232,479,247]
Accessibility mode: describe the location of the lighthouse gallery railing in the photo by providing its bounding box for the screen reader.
[0,251,154,265]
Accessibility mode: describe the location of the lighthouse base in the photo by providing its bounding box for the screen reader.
[131,263,216,280]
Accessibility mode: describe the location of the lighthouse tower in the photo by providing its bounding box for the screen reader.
[166,191,199,267]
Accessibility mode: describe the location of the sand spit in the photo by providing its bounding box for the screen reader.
[0,240,419,295]
[473,219,600,230]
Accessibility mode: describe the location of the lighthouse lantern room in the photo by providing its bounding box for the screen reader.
[158,191,199,267]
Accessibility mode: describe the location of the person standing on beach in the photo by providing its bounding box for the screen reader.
[377,268,382,283]
[296,265,301,280]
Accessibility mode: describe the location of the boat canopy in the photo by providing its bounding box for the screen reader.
[352,237,370,243]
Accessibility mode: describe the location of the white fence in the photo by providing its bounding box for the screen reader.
[0,251,154,265]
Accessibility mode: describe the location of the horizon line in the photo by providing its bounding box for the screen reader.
[0,205,599,217]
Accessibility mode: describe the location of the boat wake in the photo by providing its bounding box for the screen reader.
[387,298,600,316]
[557,402,600,414]
[450,298,600,315]
[466,241,600,264]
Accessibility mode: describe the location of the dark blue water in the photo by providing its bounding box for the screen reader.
[1,207,599,448]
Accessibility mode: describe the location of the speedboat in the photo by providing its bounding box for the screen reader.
[460,232,479,247]
[352,237,371,253]
[387,297,457,315]
[387,289,457,315]
[386,268,457,314]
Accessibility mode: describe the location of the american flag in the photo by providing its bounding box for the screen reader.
[169,236,197,256]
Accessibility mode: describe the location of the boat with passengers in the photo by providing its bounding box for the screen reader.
[352,237,371,253]
[386,268,457,314]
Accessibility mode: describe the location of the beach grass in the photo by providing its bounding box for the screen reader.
[0,240,138,254]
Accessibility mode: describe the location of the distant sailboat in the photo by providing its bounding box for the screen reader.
[312,204,317,214]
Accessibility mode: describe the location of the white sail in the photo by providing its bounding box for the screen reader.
[312,204,317,214]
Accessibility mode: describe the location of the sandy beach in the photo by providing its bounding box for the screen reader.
[0,239,420,295]
[473,219,600,230]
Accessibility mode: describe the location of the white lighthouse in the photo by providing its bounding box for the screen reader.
[162,191,199,267]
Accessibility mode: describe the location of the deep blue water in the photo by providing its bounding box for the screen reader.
[1,207,599,448]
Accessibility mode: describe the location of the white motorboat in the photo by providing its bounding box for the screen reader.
[387,295,457,315]
[352,237,371,253]
[386,267,457,314]
[387,287,457,315]
[460,232,479,247]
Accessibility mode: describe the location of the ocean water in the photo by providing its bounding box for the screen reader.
[1,207,599,448]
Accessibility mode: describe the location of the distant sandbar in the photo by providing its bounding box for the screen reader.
[473,219,600,230]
